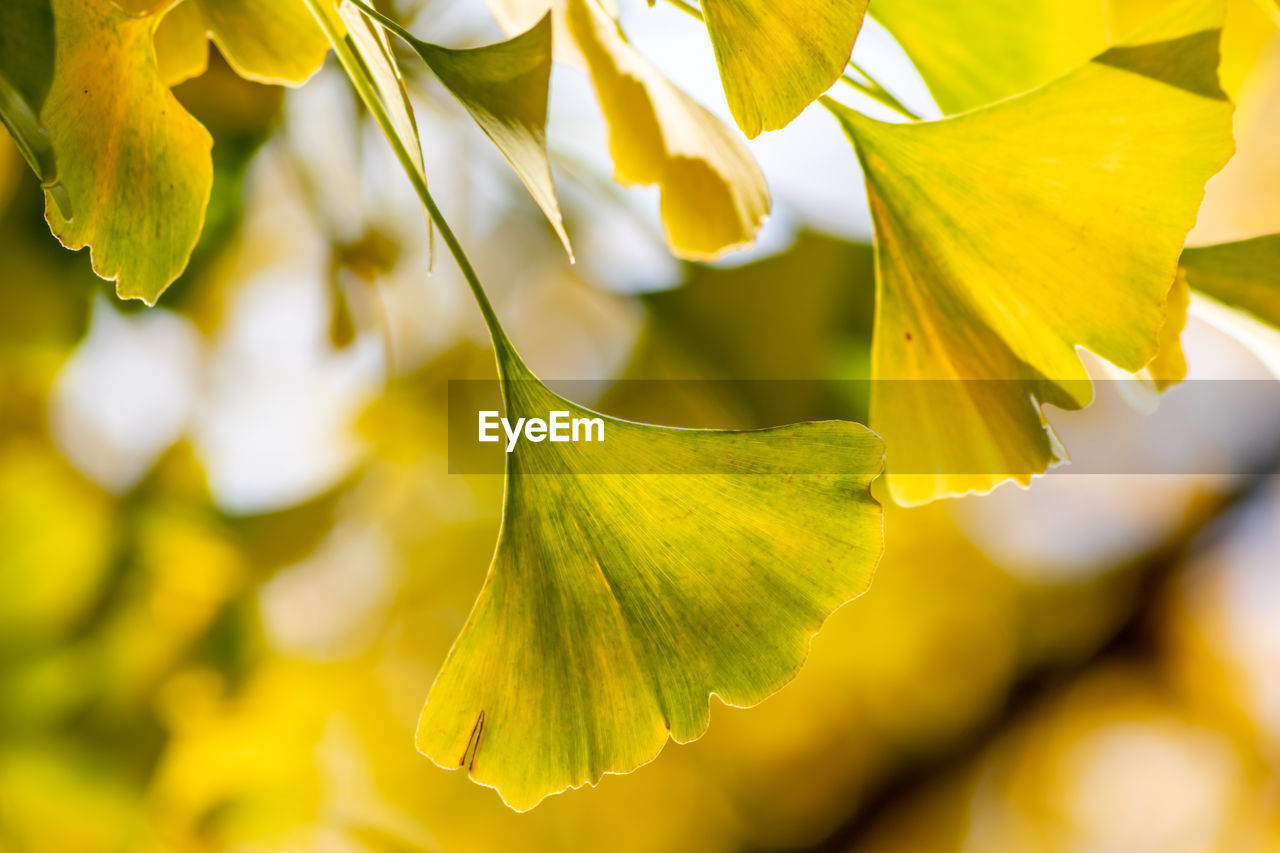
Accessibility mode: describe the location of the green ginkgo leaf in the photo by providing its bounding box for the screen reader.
[307,0,881,812]
[416,343,883,811]
[830,0,1234,506]
[0,0,70,216]
[564,0,770,260]
[151,0,330,87]
[351,2,571,257]
[701,0,869,137]
[1181,234,1280,326]
[43,0,213,304]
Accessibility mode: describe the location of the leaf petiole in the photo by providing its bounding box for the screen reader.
[662,0,704,20]
[301,0,521,375]
[839,71,920,121]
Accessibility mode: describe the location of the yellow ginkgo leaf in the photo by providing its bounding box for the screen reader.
[875,0,1269,115]
[152,0,330,87]
[1111,0,1279,96]
[700,0,869,137]
[872,0,1109,114]
[43,0,213,304]
[351,2,571,256]
[564,0,770,260]
[830,0,1234,505]
[416,347,883,810]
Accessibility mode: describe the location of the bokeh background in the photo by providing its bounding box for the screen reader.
[3,1,1280,851]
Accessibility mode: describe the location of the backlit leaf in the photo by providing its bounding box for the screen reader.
[352,3,571,257]
[874,0,1268,115]
[830,0,1234,505]
[152,0,330,87]
[415,346,883,810]
[872,0,1108,114]
[701,0,869,137]
[43,0,213,304]
[565,0,770,260]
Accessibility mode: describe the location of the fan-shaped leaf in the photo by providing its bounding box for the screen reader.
[872,0,1108,114]
[43,0,213,303]
[416,350,883,810]
[874,0,1269,115]
[830,0,1234,505]
[701,0,869,137]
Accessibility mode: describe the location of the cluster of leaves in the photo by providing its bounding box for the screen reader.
[3,0,1280,813]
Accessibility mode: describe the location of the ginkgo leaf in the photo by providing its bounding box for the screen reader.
[874,0,1267,115]
[313,0,877,815]
[151,0,330,87]
[872,0,1109,114]
[351,2,571,257]
[830,0,1234,505]
[1181,234,1280,327]
[700,0,869,137]
[564,0,770,260]
[0,0,71,216]
[43,0,213,304]
[416,346,883,811]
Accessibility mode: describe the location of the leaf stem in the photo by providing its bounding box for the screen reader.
[839,72,919,121]
[348,0,422,47]
[303,0,521,374]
